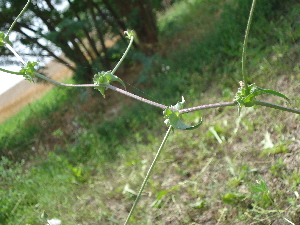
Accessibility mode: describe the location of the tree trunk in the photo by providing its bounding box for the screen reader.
[113,0,158,54]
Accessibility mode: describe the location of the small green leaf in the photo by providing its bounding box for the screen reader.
[0,32,5,46]
[222,193,244,204]
[163,96,202,130]
[93,71,126,97]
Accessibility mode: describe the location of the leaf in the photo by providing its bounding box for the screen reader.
[222,193,244,204]
[255,87,290,103]
[163,96,202,130]
[250,180,268,193]
[93,71,126,97]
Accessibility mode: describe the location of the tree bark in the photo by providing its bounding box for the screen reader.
[112,0,158,53]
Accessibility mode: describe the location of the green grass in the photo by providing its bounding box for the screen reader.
[1,0,300,224]
[0,82,69,134]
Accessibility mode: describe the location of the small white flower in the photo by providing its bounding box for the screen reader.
[47,218,61,225]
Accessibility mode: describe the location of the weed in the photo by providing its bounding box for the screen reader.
[1,0,300,224]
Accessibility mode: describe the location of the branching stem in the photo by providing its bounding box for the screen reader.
[7,71,300,115]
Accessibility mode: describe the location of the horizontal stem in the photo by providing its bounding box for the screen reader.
[179,102,236,114]
[254,100,300,114]
[34,73,168,109]
[34,72,98,87]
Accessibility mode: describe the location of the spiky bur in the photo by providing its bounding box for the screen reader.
[124,30,134,39]
[19,61,38,82]
[93,71,126,97]
[234,81,290,114]
[163,96,202,130]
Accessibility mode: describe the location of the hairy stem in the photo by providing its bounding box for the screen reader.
[241,0,256,89]
[179,102,236,114]
[111,34,134,75]
[124,126,172,225]
[106,84,168,109]
[6,0,31,37]
[34,72,99,87]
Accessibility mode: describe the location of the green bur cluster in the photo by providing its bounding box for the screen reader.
[234,81,290,114]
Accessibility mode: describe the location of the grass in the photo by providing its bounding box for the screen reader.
[1,0,300,224]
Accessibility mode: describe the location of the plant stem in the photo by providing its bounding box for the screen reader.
[254,100,300,114]
[5,43,26,65]
[179,102,236,114]
[241,0,256,89]
[106,84,168,109]
[111,34,134,75]
[34,72,100,87]
[0,67,22,75]
[19,72,300,116]
[124,126,172,225]
[6,0,30,37]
